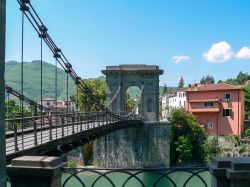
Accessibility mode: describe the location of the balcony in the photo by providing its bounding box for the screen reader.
[189,99,220,113]
[189,106,220,113]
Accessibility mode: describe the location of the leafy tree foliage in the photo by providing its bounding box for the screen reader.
[245,128,250,139]
[5,99,22,118]
[77,79,106,111]
[163,84,168,93]
[217,80,223,83]
[202,136,220,163]
[225,71,250,85]
[169,109,205,165]
[200,75,215,84]
[175,136,192,164]
[69,95,76,102]
[126,93,136,112]
[243,83,250,118]
[178,76,184,88]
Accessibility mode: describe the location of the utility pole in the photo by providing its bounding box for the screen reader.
[0,0,6,186]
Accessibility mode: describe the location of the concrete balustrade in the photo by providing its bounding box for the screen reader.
[6,156,250,187]
[7,156,63,187]
[210,157,250,187]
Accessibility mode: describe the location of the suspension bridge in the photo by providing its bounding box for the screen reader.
[3,0,158,163]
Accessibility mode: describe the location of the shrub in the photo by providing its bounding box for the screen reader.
[202,136,220,163]
[169,109,205,165]
[245,128,250,139]
[67,160,77,168]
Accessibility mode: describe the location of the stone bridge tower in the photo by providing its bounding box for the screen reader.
[102,64,163,121]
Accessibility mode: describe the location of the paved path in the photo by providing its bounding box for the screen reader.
[6,120,107,155]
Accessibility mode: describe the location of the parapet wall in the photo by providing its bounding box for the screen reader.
[93,122,170,168]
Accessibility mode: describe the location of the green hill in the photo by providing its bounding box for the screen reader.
[5,60,76,101]
[5,60,166,101]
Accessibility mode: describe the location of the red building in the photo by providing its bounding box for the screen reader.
[186,83,244,136]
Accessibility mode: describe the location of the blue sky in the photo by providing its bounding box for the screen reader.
[6,0,250,86]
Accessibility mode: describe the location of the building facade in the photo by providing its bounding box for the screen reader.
[41,98,76,112]
[186,84,244,136]
[161,88,187,120]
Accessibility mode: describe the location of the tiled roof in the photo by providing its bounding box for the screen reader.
[43,98,55,101]
[168,87,188,94]
[186,83,243,92]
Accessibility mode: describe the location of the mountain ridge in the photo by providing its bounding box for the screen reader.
[5,60,164,101]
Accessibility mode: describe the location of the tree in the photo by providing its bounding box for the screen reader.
[217,80,223,83]
[169,109,205,165]
[77,79,106,111]
[163,84,168,93]
[243,83,250,118]
[175,136,193,164]
[126,93,136,112]
[69,95,76,102]
[225,71,250,85]
[178,76,184,88]
[5,99,22,118]
[245,128,250,139]
[200,75,215,84]
[236,71,250,85]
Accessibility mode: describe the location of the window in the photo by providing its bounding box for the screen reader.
[179,100,181,107]
[225,93,231,102]
[47,102,50,106]
[184,101,186,108]
[179,93,181,98]
[207,122,213,129]
[223,109,232,117]
[204,102,213,107]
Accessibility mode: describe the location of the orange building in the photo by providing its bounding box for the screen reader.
[186,83,244,136]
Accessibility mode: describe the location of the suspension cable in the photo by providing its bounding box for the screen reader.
[16,0,137,121]
[40,28,43,143]
[106,86,121,108]
[55,59,58,139]
[66,71,69,114]
[21,10,24,150]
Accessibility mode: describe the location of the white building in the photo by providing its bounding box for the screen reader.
[161,88,187,119]
[161,93,170,120]
[41,98,56,108]
[41,98,76,112]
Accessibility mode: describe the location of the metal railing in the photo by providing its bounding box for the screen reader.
[6,111,140,155]
[62,167,210,187]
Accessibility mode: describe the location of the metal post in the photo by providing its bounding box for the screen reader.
[72,115,75,133]
[0,0,6,186]
[49,116,52,141]
[14,123,18,152]
[33,120,37,145]
[61,116,64,137]
[80,115,83,131]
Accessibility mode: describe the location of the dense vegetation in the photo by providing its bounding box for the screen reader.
[200,75,215,84]
[218,71,250,85]
[170,109,220,166]
[217,71,250,118]
[77,79,106,111]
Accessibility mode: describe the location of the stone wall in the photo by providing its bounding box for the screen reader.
[93,122,170,168]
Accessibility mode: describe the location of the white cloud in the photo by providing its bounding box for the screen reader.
[203,41,233,63]
[236,47,250,59]
[172,56,190,63]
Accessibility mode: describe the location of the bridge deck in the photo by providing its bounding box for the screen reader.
[5,112,142,162]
